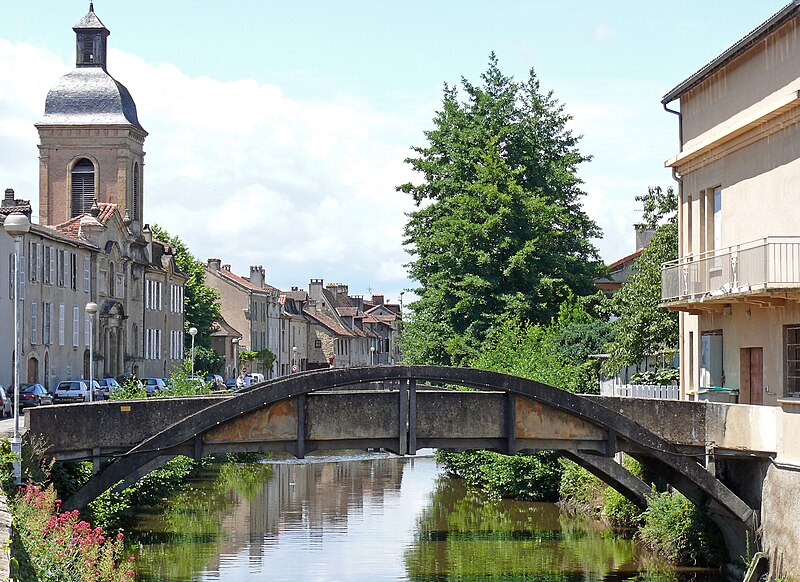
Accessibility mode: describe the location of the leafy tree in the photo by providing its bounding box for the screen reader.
[150,225,221,349]
[603,187,678,375]
[399,54,602,365]
[239,349,276,373]
[473,294,611,394]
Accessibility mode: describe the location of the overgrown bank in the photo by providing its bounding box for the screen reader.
[437,449,725,568]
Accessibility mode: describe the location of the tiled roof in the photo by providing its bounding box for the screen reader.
[607,248,643,271]
[216,267,264,292]
[336,306,364,318]
[211,317,242,338]
[96,203,117,224]
[304,309,353,337]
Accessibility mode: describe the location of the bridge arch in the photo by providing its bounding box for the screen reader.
[57,365,755,555]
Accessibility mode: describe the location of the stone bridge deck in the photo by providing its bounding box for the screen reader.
[27,388,776,463]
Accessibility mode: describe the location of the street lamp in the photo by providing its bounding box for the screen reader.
[85,302,98,403]
[370,345,376,366]
[292,345,297,373]
[232,337,240,379]
[5,212,29,484]
[189,327,198,379]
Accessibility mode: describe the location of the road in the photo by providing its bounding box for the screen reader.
[0,412,27,439]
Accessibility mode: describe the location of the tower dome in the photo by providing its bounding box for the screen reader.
[37,3,145,132]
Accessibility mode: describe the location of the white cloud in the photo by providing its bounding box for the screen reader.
[593,23,616,43]
[0,40,419,294]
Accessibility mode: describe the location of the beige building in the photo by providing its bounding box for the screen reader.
[661,3,800,404]
[205,260,281,378]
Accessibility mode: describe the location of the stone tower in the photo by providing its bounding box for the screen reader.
[35,3,147,231]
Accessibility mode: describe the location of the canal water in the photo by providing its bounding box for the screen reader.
[128,454,722,581]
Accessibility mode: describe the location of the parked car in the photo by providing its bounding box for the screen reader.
[0,387,12,417]
[205,374,225,391]
[116,375,144,391]
[54,380,91,404]
[142,377,168,396]
[225,378,238,390]
[97,377,121,400]
[17,384,53,409]
[80,379,102,401]
[245,372,265,385]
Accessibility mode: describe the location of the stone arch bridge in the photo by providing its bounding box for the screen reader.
[28,365,771,558]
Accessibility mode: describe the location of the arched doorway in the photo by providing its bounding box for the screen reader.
[83,349,90,379]
[44,352,50,390]
[27,357,39,385]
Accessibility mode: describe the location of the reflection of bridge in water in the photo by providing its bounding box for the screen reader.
[28,365,776,558]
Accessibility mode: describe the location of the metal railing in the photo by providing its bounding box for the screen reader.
[600,380,680,400]
[662,237,800,302]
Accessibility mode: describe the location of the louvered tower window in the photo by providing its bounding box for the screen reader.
[71,158,95,218]
[132,162,140,221]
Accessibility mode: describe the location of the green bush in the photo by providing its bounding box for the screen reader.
[558,458,604,514]
[638,489,723,565]
[436,450,562,501]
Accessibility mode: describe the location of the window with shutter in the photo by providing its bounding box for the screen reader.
[71,159,95,218]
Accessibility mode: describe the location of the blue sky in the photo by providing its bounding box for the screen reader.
[0,1,788,303]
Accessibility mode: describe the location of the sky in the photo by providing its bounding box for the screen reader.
[0,1,789,305]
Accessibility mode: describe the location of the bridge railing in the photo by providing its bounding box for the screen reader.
[600,380,680,400]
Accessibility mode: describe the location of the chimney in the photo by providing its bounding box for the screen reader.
[353,295,364,311]
[3,188,15,208]
[222,264,231,271]
[309,278,324,302]
[250,265,265,287]
[336,284,349,296]
[207,258,222,271]
[634,224,656,251]
[372,294,385,306]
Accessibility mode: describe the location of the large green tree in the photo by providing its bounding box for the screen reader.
[603,187,679,374]
[150,225,221,349]
[399,54,602,365]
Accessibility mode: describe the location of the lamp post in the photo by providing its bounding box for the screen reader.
[85,302,98,403]
[189,327,198,379]
[5,212,30,484]
[292,345,297,373]
[370,345,376,366]
[232,337,240,379]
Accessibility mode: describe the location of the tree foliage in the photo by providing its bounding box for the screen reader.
[399,54,602,365]
[604,187,679,374]
[150,225,221,349]
[472,295,612,394]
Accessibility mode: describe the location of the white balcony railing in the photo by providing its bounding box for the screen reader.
[662,237,800,302]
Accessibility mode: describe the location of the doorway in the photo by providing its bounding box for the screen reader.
[740,347,763,405]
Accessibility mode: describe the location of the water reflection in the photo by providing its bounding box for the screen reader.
[129,455,721,581]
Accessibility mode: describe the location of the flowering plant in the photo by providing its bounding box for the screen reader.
[12,483,135,580]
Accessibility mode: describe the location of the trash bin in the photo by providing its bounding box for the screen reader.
[697,386,739,403]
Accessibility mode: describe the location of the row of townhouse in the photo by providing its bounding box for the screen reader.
[0,6,188,390]
[0,191,186,390]
[204,261,402,380]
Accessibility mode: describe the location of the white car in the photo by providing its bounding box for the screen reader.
[54,380,91,403]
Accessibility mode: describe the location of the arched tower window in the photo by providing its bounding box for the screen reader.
[71,158,95,218]
[132,162,140,221]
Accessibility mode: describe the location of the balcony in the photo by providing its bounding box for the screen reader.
[661,237,800,310]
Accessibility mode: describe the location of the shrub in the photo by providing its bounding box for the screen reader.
[638,489,723,565]
[12,483,135,581]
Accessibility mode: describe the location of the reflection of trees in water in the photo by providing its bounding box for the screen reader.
[131,457,406,581]
[405,476,644,580]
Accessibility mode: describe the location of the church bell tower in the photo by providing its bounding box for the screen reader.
[35,3,147,231]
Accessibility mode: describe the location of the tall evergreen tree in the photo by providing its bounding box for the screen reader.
[399,54,602,365]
